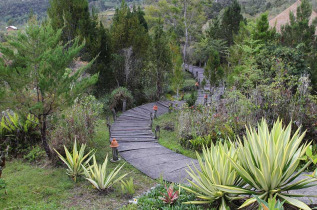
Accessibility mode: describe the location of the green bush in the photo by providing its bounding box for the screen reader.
[0,112,40,156]
[23,145,46,162]
[184,91,197,107]
[110,87,134,111]
[48,95,103,161]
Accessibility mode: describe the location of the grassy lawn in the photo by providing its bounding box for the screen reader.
[1,120,156,209]
[153,112,198,160]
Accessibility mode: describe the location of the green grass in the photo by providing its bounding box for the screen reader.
[1,120,156,209]
[153,112,198,159]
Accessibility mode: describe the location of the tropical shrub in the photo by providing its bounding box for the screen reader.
[54,139,94,182]
[184,91,197,107]
[121,177,135,197]
[218,119,317,209]
[159,184,179,205]
[110,87,134,111]
[83,154,127,192]
[49,95,102,160]
[182,142,245,209]
[178,105,236,149]
[0,112,40,156]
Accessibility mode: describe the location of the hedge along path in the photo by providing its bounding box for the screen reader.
[110,100,201,183]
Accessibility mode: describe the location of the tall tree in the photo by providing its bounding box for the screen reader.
[281,0,317,91]
[111,0,150,92]
[145,0,206,64]
[253,13,276,43]
[221,0,244,46]
[281,0,316,50]
[48,0,94,44]
[152,22,172,99]
[0,19,98,158]
[204,49,224,91]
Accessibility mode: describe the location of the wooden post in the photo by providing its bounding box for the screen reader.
[107,123,111,140]
[168,103,173,114]
[122,99,127,112]
[111,108,116,122]
[150,112,153,128]
[0,151,6,178]
[155,125,160,139]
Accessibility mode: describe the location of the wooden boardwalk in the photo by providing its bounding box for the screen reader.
[110,101,199,183]
[110,66,317,203]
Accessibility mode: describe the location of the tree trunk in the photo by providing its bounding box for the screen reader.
[40,116,52,158]
[183,0,188,64]
[156,68,161,100]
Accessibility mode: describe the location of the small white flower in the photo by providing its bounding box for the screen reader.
[129,198,138,204]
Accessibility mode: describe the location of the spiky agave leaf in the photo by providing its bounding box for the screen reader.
[220,119,317,210]
[54,139,94,182]
[181,141,245,208]
[82,154,127,191]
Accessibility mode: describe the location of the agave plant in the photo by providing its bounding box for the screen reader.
[83,154,127,192]
[181,142,247,209]
[160,184,179,205]
[217,119,317,210]
[54,139,94,182]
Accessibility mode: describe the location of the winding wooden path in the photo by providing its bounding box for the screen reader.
[111,65,317,204]
[110,101,199,183]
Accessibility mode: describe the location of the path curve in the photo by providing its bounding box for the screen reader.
[110,65,317,204]
[110,101,199,183]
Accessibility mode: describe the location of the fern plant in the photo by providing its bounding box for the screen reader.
[54,139,94,182]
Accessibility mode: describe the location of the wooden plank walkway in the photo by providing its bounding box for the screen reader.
[110,101,199,183]
[111,66,317,204]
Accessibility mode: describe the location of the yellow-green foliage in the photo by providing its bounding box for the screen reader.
[181,142,247,210]
[121,177,135,195]
[218,119,317,210]
[54,139,94,182]
[83,154,127,192]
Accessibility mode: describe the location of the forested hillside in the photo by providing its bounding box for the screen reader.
[0,0,143,29]
[1,0,316,30]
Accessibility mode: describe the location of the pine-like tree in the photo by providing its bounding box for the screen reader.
[204,49,224,91]
[0,19,98,158]
[152,21,172,99]
[221,0,244,46]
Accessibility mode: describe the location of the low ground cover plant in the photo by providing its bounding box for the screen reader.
[121,177,135,198]
[133,183,210,210]
[159,184,179,204]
